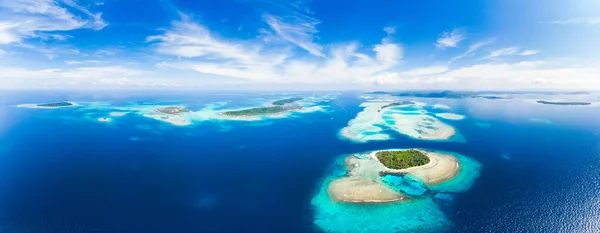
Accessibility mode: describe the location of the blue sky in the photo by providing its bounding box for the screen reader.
[1,0,599,90]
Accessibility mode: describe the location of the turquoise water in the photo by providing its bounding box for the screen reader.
[429,152,482,193]
[311,159,450,233]
[312,150,482,233]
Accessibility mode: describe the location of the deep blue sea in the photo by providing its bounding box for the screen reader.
[0,91,599,233]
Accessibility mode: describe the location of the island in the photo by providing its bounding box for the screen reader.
[393,91,467,99]
[364,91,392,95]
[36,102,74,107]
[380,101,414,109]
[156,106,190,114]
[222,106,301,117]
[473,96,512,100]
[221,98,305,117]
[536,100,591,106]
[326,149,461,203]
[271,97,303,106]
[97,117,112,122]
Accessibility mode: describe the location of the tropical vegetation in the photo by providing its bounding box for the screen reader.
[375,149,430,169]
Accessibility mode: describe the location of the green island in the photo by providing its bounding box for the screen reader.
[222,106,301,117]
[381,101,414,109]
[157,106,190,114]
[36,102,74,107]
[536,100,591,106]
[272,97,303,106]
[375,149,430,169]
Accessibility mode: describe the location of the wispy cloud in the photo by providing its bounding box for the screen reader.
[402,65,448,76]
[383,26,396,35]
[519,50,540,56]
[149,15,403,85]
[263,14,324,57]
[435,29,466,49]
[449,38,495,63]
[0,0,107,44]
[64,60,104,65]
[362,60,600,90]
[547,17,600,25]
[483,47,540,59]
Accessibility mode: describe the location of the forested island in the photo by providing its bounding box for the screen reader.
[394,91,467,99]
[381,101,414,109]
[364,91,392,95]
[536,100,591,106]
[375,149,430,169]
[272,97,303,106]
[473,96,512,100]
[156,106,190,114]
[36,102,74,107]
[221,97,304,117]
[222,106,302,117]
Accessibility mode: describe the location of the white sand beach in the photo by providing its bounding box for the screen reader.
[434,113,466,120]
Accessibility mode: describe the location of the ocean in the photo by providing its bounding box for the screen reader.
[0,91,599,233]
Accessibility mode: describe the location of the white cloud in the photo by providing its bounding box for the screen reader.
[361,60,600,90]
[435,29,466,49]
[450,39,495,63]
[0,0,107,44]
[263,14,324,57]
[64,60,104,65]
[0,65,153,88]
[402,65,448,76]
[520,50,540,56]
[149,15,404,85]
[548,17,600,25]
[383,27,396,35]
[483,47,541,59]
[483,47,520,59]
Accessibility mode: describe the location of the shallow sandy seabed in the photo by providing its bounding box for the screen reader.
[340,101,459,143]
[529,118,553,124]
[433,104,451,109]
[313,149,482,233]
[434,113,466,120]
[327,177,405,203]
[50,95,332,126]
[109,112,128,117]
[326,149,461,204]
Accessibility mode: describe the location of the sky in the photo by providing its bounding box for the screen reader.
[1,0,599,90]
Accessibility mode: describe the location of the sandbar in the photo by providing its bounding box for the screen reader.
[434,113,466,120]
[433,104,451,109]
[97,117,112,123]
[327,177,405,203]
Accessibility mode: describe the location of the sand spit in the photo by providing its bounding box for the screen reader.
[434,113,466,120]
[327,177,405,203]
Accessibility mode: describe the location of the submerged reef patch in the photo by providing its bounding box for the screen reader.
[30,94,335,127]
[340,101,461,143]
